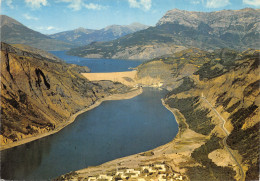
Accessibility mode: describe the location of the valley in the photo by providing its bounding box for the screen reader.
[0,3,259,181]
[57,48,259,181]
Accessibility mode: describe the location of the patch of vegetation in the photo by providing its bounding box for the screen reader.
[229,104,258,130]
[226,101,241,113]
[53,171,78,181]
[194,49,239,80]
[165,96,214,135]
[187,135,236,181]
[227,103,259,180]
[243,80,260,97]
[171,109,187,133]
[140,151,154,156]
[227,122,259,181]
[170,77,195,94]
[215,92,232,108]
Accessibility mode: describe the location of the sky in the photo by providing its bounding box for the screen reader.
[1,0,259,34]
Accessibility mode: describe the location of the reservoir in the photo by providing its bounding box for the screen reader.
[50,51,143,73]
[1,52,178,180]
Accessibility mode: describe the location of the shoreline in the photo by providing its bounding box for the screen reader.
[0,87,143,151]
[60,97,209,180]
[56,97,196,179]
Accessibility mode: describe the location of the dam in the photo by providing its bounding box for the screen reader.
[82,70,138,86]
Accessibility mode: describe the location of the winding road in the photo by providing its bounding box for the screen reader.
[201,93,245,181]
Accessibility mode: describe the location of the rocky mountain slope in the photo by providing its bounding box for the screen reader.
[67,8,259,60]
[0,15,74,51]
[137,48,260,180]
[0,42,130,147]
[49,23,149,46]
[59,48,259,181]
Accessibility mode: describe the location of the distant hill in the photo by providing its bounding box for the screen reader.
[67,8,260,60]
[49,23,149,46]
[0,15,74,51]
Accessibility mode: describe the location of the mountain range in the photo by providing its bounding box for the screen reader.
[49,23,149,46]
[0,15,74,51]
[0,15,148,51]
[67,8,260,60]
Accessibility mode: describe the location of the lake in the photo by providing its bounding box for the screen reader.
[50,51,143,73]
[1,52,178,180]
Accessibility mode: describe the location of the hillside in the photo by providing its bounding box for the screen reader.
[137,48,260,180]
[58,48,259,181]
[67,8,260,60]
[49,23,149,46]
[0,15,74,51]
[0,42,131,149]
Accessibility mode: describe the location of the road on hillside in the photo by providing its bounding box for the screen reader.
[201,94,245,181]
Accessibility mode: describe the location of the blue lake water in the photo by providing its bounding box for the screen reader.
[50,51,143,73]
[1,52,178,180]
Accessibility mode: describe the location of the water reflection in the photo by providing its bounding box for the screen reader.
[1,137,52,179]
[1,88,178,180]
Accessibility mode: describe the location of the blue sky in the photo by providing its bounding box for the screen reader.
[1,0,259,34]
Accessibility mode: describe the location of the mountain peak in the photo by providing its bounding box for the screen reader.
[0,15,23,27]
[0,15,73,50]
[74,27,95,34]
[156,8,259,27]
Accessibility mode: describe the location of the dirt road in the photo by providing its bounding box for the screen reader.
[201,94,245,181]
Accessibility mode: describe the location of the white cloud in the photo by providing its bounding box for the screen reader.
[23,14,39,20]
[25,0,48,9]
[36,26,59,31]
[191,0,200,5]
[56,0,105,11]
[205,0,230,8]
[46,26,55,30]
[128,0,152,11]
[84,3,105,10]
[243,0,260,6]
[5,0,14,9]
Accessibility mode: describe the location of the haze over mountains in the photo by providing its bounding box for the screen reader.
[0,15,74,51]
[49,23,149,46]
[0,15,148,51]
[68,8,260,60]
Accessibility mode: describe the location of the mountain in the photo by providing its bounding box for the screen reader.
[58,48,259,181]
[0,15,74,51]
[49,27,96,46]
[49,23,149,46]
[140,48,259,181]
[0,42,130,148]
[67,8,260,60]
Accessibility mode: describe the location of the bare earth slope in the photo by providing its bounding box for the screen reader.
[0,42,133,150]
[58,49,259,181]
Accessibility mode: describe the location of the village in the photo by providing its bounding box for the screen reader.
[86,163,186,181]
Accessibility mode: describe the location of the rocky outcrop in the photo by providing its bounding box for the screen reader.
[0,42,129,147]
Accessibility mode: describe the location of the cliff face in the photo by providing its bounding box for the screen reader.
[68,8,259,60]
[0,42,129,147]
[137,48,259,180]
